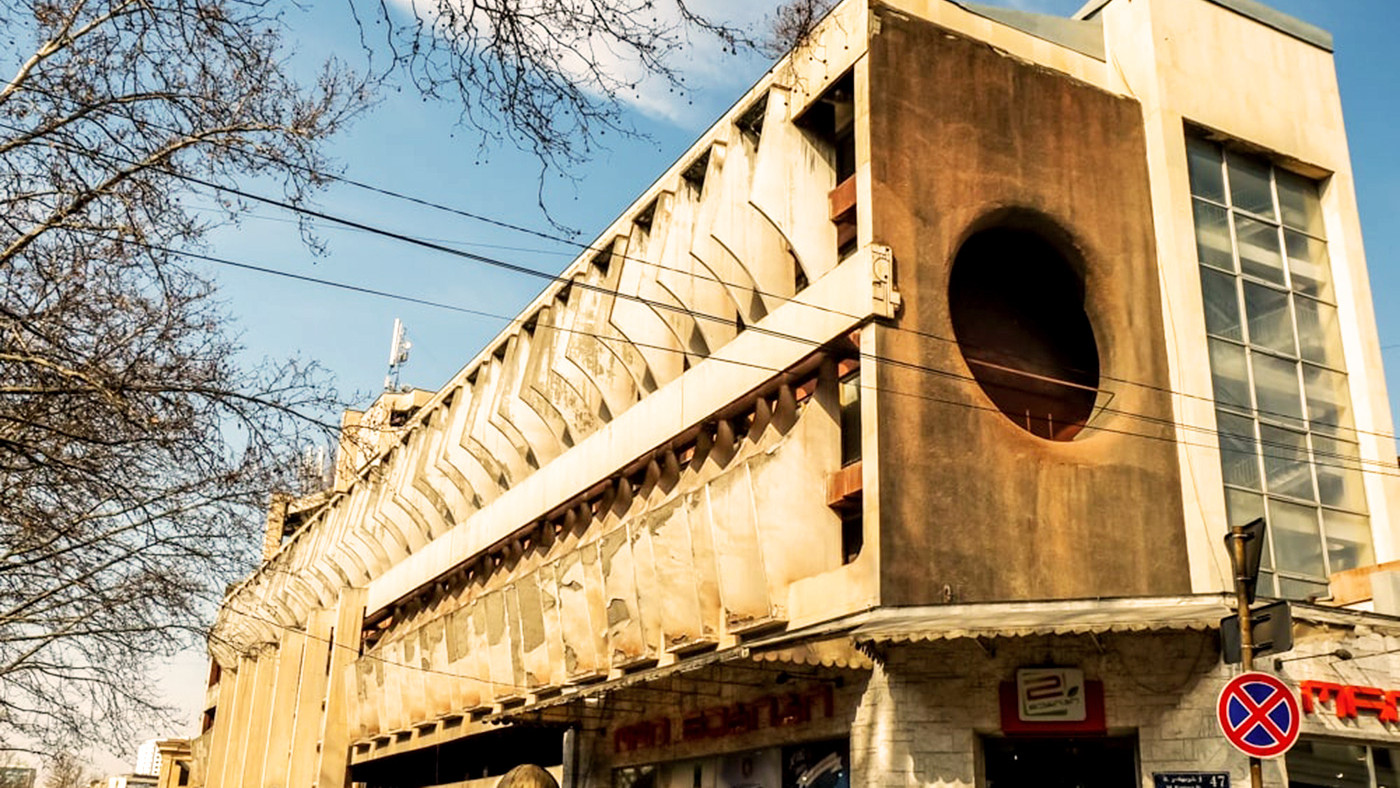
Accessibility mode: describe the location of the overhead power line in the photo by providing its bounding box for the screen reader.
[71,225,1400,482]
[7,110,1381,473]
[1,102,1393,443]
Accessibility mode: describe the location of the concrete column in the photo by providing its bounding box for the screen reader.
[155,740,191,788]
[218,655,260,788]
[315,587,367,787]
[286,608,335,788]
[238,645,281,788]
[203,671,238,786]
[257,628,308,788]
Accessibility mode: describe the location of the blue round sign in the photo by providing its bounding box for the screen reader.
[1217,672,1301,759]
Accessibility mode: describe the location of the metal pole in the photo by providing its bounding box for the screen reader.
[1230,526,1264,788]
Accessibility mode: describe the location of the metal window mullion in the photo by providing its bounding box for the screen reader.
[1223,174,1274,509]
[1306,431,1334,578]
[1269,162,1295,293]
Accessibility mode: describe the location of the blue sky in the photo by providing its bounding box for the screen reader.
[201,0,1400,451]
[119,0,1399,771]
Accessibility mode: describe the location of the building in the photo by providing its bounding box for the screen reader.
[0,767,35,788]
[136,740,160,777]
[192,0,1400,786]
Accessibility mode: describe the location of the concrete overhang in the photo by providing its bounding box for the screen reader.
[853,594,1235,644]
[1074,0,1333,52]
[853,594,1400,645]
[952,1,1105,61]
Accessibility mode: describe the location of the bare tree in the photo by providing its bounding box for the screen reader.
[765,0,838,57]
[0,0,366,758]
[0,0,771,762]
[352,0,759,183]
[43,751,90,788]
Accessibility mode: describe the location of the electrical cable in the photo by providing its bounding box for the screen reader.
[24,143,1392,471]
[2,109,1393,443]
[66,225,1400,480]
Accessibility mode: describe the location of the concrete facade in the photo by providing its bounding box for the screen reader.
[191,0,1400,786]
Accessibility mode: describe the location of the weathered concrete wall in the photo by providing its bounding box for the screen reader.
[210,20,874,660]
[346,374,867,740]
[867,10,1190,604]
[849,633,1267,788]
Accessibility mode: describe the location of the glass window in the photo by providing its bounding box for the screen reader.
[1324,509,1375,573]
[1243,281,1296,356]
[1277,576,1329,601]
[1288,740,1400,788]
[838,371,861,467]
[1217,410,1261,491]
[1303,364,1356,439]
[1277,169,1326,237]
[1286,739,1370,788]
[1187,138,1226,203]
[1230,156,1277,219]
[1373,746,1400,788]
[1313,435,1367,512]
[1190,141,1371,595]
[1201,267,1244,340]
[1194,200,1235,271]
[1286,230,1333,301]
[1269,499,1324,577]
[1252,352,1304,426]
[1209,339,1252,412]
[1257,570,1276,598]
[1260,424,1315,501]
[1296,297,1346,369]
[1225,489,1270,569]
[1236,215,1286,284]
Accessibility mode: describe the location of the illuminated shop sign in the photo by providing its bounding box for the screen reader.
[998,668,1106,735]
[614,685,835,754]
[1299,681,1400,723]
[1017,668,1087,722]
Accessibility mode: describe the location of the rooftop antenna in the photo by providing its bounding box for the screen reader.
[384,318,412,393]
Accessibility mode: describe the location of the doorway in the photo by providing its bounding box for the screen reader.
[983,736,1138,788]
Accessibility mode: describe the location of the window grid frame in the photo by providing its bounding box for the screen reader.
[1285,737,1395,788]
[1189,138,1371,597]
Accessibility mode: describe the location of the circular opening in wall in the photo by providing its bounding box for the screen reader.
[949,224,1099,441]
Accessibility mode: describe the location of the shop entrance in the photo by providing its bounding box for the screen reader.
[983,736,1138,788]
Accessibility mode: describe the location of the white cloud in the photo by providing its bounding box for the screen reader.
[383,0,781,127]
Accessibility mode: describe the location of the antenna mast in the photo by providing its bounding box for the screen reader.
[384,318,412,392]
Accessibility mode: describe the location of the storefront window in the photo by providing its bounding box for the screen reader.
[614,741,847,788]
[1287,739,1400,788]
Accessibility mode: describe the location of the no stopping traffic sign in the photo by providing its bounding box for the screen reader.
[1217,672,1301,759]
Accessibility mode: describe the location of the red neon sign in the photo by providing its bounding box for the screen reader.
[1299,680,1400,724]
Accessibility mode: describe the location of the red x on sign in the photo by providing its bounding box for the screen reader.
[1217,672,1301,759]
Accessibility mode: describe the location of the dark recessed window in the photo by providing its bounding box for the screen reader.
[949,225,1099,441]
